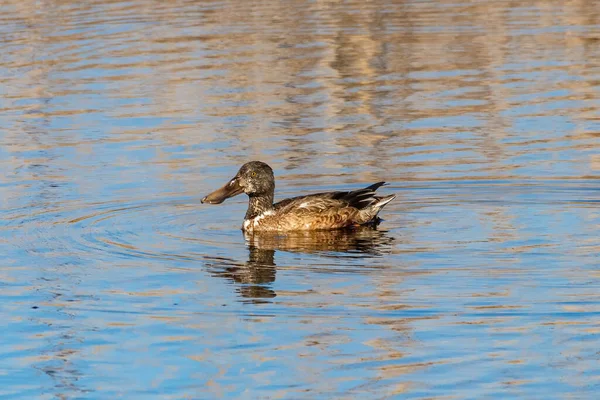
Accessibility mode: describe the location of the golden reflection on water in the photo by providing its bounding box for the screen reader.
[243,227,394,255]
[3,0,600,184]
[203,227,395,301]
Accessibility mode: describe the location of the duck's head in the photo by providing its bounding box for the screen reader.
[201,161,275,204]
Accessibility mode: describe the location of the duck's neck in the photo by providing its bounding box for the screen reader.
[245,193,274,220]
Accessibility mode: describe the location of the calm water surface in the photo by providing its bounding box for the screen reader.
[1,0,600,398]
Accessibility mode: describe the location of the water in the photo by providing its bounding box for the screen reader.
[1,0,599,398]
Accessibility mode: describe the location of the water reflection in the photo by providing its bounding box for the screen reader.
[205,246,277,303]
[206,227,393,302]
[244,226,394,256]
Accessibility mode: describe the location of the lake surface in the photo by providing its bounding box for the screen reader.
[1,0,599,398]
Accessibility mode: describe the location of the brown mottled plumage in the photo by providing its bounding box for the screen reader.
[201,161,395,232]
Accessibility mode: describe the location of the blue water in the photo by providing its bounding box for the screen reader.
[1,0,599,398]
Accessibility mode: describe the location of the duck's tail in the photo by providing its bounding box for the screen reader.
[373,194,396,210]
[357,192,396,225]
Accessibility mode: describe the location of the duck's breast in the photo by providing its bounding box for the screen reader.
[245,207,359,231]
[243,210,278,232]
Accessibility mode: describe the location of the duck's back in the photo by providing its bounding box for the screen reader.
[244,183,395,232]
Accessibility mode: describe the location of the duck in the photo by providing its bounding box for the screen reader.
[201,161,395,232]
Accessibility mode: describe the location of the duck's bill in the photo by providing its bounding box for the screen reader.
[201,178,244,204]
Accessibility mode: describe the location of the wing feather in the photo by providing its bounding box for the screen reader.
[269,182,390,230]
[274,182,387,213]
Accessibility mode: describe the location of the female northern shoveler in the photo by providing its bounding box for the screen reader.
[201,161,395,232]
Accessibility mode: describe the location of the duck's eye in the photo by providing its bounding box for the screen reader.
[251,172,257,177]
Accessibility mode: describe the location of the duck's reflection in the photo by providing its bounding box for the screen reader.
[206,227,393,303]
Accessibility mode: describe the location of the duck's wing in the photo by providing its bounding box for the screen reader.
[265,182,394,230]
[273,182,388,214]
